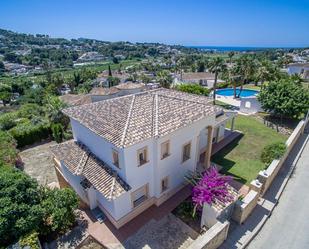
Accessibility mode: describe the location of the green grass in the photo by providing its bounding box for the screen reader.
[212,115,287,184]
[243,84,261,91]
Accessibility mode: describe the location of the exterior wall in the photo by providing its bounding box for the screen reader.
[71,119,126,179]
[232,190,259,224]
[239,97,262,114]
[187,220,230,249]
[287,66,309,75]
[257,120,306,195]
[69,113,217,227]
[155,117,214,199]
[60,161,89,204]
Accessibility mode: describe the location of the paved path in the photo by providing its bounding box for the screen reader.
[220,128,309,249]
[247,132,309,249]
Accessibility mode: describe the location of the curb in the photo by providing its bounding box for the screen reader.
[240,131,309,249]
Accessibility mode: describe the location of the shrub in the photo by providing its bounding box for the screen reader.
[40,188,79,236]
[51,123,64,143]
[176,84,210,96]
[19,231,40,249]
[261,142,286,165]
[217,82,230,89]
[0,112,18,130]
[0,167,43,247]
[0,130,18,166]
[258,79,309,119]
[9,123,51,148]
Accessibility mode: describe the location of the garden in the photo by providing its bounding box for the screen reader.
[212,114,287,184]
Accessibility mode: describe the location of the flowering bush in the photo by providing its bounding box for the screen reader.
[189,167,234,209]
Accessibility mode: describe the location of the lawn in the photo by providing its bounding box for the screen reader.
[243,84,261,91]
[212,115,287,184]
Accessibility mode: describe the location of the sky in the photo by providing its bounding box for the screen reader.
[0,0,308,47]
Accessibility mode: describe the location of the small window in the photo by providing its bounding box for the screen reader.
[161,177,169,193]
[137,146,148,166]
[182,142,191,162]
[161,141,170,159]
[112,150,119,168]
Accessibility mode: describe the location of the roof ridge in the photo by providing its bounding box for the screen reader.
[154,93,159,137]
[120,95,136,147]
[155,91,212,107]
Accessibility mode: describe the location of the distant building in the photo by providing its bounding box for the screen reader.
[174,72,225,88]
[287,63,309,79]
[77,52,106,62]
[60,82,145,106]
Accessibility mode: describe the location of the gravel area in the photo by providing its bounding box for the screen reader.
[19,141,58,185]
[124,214,198,249]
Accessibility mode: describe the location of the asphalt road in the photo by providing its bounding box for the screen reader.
[247,136,309,249]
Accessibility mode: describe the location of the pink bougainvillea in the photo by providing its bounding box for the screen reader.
[191,167,234,208]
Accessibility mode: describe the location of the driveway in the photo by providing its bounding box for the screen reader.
[19,141,58,185]
[247,134,309,249]
[123,214,198,249]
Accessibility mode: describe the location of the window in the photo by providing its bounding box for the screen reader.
[137,146,148,166]
[161,140,170,159]
[131,184,148,208]
[182,142,191,162]
[161,177,169,193]
[112,150,119,168]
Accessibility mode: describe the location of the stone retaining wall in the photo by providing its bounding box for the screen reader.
[231,190,259,224]
[255,120,306,196]
[187,220,230,249]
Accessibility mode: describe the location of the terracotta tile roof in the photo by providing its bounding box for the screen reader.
[51,140,130,200]
[60,94,92,107]
[115,82,145,90]
[90,87,120,95]
[63,89,220,148]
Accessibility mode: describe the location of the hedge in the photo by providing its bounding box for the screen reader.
[9,123,51,148]
[261,142,286,165]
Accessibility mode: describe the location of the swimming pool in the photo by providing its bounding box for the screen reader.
[216,88,259,97]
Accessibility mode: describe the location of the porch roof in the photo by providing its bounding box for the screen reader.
[51,140,131,200]
[215,111,237,127]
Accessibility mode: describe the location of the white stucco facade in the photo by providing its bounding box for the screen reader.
[62,112,228,225]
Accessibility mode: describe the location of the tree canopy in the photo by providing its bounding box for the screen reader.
[257,79,309,119]
[176,84,210,96]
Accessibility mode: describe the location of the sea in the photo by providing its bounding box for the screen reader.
[188,46,293,52]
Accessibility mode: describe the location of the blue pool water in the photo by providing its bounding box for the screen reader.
[216,88,259,97]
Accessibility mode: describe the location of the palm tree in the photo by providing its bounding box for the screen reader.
[234,56,256,97]
[208,57,227,104]
[228,51,235,65]
[157,70,173,89]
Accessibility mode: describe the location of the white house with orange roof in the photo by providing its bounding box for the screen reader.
[51,89,236,228]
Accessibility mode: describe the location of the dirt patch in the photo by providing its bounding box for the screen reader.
[19,141,58,185]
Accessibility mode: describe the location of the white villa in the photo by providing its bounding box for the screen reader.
[51,89,236,228]
[174,72,225,88]
[287,63,309,79]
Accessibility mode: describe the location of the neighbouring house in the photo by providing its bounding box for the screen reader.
[287,63,309,79]
[174,72,225,88]
[51,89,237,229]
[60,83,145,107]
[96,71,131,87]
[60,94,92,107]
[77,52,106,62]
